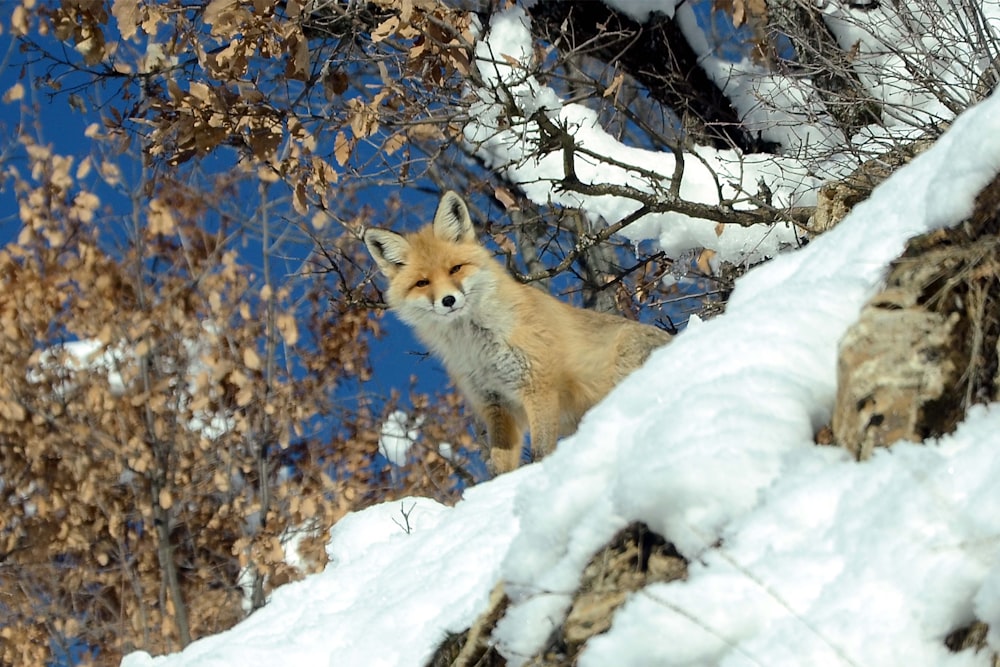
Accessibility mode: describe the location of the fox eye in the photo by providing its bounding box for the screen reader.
[414,279,430,288]
[449,264,463,274]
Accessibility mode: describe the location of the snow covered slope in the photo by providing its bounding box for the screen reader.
[123,93,1000,667]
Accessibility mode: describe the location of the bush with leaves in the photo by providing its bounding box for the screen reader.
[0,135,469,665]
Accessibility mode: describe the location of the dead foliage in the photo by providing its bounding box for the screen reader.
[0,139,468,666]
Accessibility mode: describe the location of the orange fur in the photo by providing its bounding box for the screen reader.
[365,192,671,474]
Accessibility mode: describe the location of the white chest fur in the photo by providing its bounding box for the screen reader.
[418,314,528,404]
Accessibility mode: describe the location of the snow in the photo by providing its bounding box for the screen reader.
[581,415,1000,667]
[601,0,684,22]
[673,2,847,156]
[33,330,237,440]
[123,472,536,667]
[122,87,1000,667]
[32,339,128,394]
[377,409,422,466]
[821,0,1000,130]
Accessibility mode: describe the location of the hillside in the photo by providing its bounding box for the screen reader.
[122,92,1000,667]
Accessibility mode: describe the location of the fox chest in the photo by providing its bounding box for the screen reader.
[424,320,529,403]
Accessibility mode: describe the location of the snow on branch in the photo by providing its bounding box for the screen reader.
[463,1,1000,268]
[464,6,817,267]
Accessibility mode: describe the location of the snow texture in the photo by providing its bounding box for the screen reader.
[123,89,1000,667]
[123,471,536,667]
[378,410,422,466]
[821,0,1000,133]
[601,0,684,22]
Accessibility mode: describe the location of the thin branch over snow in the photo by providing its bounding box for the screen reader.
[463,1,1000,268]
[464,6,818,266]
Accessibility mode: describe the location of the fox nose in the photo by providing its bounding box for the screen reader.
[441,295,456,308]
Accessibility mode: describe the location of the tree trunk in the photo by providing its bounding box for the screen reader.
[527,0,778,153]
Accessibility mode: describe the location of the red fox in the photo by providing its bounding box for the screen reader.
[364,192,671,474]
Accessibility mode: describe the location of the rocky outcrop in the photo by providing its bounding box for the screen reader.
[426,523,685,667]
[811,137,939,234]
[833,174,1000,460]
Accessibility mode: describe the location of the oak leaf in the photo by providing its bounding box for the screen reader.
[111,0,139,40]
[334,131,351,166]
[3,82,24,104]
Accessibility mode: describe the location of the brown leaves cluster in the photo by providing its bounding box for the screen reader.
[0,138,467,666]
[18,0,478,230]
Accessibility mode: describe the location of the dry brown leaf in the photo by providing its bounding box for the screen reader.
[0,399,26,422]
[76,156,92,179]
[501,53,521,68]
[334,131,351,166]
[383,132,406,155]
[203,0,239,30]
[494,186,518,211]
[733,0,746,27]
[285,31,310,82]
[406,123,444,141]
[292,181,308,216]
[493,233,517,255]
[148,198,177,235]
[696,248,717,275]
[11,4,28,35]
[101,160,122,186]
[277,313,299,346]
[142,5,167,34]
[603,72,624,99]
[3,82,24,104]
[323,68,349,97]
[749,0,767,20]
[371,16,399,43]
[111,0,140,40]
[158,488,173,510]
[243,347,262,371]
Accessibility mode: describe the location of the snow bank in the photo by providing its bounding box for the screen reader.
[581,409,1000,667]
[122,468,538,667]
[466,2,1000,272]
[822,0,1000,133]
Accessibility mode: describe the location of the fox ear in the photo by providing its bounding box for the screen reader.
[432,191,475,243]
[364,229,410,278]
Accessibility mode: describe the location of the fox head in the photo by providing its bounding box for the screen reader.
[364,192,496,326]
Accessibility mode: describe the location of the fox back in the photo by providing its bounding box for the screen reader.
[365,191,671,474]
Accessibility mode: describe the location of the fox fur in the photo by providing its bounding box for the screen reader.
[364,191,671,474]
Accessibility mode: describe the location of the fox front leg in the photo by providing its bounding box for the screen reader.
[523,389,560,461]
[481,403,523,475]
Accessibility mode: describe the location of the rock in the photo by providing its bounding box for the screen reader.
[832,174,1000,459]
[833,304,961,460]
